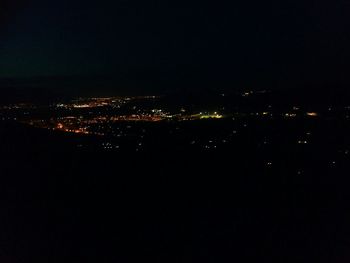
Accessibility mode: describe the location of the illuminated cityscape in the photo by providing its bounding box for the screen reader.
[1,90,350,159]
[2,0,350,261]
[2,89,350,183]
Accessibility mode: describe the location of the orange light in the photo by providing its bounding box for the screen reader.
[306,112,318,117]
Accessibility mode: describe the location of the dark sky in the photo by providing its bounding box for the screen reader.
[1,0,350,91]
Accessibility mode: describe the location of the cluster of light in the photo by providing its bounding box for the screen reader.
[110,114,163,122]
[200,112,223,119]
[284,113,297,118]
[73,104,91,108]
[306,112,318,117]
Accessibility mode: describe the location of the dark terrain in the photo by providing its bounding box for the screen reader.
[1,90,350,262]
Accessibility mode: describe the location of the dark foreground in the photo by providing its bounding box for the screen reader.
[1,120,350,263]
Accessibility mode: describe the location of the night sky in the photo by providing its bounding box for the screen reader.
[1,0,350,91]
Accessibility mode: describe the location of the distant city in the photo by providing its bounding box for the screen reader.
[1,90,350,164]
[2,90,344,133]
[1,88,350,262]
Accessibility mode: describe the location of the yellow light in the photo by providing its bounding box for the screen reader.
[306,112,318,117]
[200,114,223,119]
[73,104,90,108]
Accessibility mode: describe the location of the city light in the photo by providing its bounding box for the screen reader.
[306,112,318,117]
